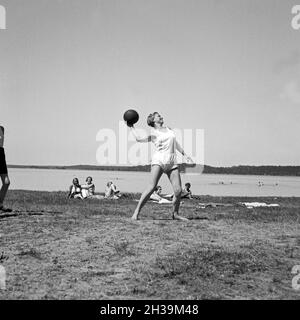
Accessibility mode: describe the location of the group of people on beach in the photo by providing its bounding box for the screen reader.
[68,177,121,200]
[1,111,195,221]
[68,176,193,203]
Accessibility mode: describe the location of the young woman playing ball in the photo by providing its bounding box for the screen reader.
[127,112,193,221]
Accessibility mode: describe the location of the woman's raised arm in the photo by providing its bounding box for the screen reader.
[129,126,153,143]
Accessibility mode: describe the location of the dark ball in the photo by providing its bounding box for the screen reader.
[123,109,139,125]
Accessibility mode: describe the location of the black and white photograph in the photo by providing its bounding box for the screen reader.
[0,0,300,305]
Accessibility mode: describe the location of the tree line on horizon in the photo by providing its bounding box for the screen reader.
[202,165,300,176]
[8,164,300,176]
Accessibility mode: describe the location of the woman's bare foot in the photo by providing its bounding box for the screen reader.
[172,213,189,221]
[131,211,140,220]
[0,205,12,213]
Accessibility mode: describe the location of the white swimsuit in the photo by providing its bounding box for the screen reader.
[151,127,178,173]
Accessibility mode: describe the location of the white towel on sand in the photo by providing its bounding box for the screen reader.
[242,202,279,208]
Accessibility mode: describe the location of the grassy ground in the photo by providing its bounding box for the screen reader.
[0,190,300,300]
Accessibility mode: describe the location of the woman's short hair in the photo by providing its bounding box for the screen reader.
[86,176,93,182]
[147,112,158,127]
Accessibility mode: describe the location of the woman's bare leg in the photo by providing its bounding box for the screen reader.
[167,168,188,221]
[0,174,10,207]
[131,165,163,220]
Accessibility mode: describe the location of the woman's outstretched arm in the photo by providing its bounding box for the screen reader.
[176,141,194,163]
[129,126,153,143]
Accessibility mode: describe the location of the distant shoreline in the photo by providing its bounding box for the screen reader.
[7,164,300,177]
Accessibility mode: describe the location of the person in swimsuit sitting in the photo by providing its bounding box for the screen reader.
[81,176,96,198]
[181,183,193,199]
[68,178,83,199]
[150,186,172,204]
[104,181,121,199]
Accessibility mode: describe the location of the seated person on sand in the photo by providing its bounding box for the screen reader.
[68,178,83,199]
[181,182,193,199]
[81,176,95,198]
[81,176,105,199]
[150,186,172,204]
[104,181,121,199]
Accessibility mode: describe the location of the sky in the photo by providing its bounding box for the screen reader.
[0,0,300,166]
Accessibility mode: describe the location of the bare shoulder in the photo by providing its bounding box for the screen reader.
[165,126,173,132]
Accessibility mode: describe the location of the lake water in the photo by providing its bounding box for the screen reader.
[7,168,300,197]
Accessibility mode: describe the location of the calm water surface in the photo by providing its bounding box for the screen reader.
[8,168,300,197]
